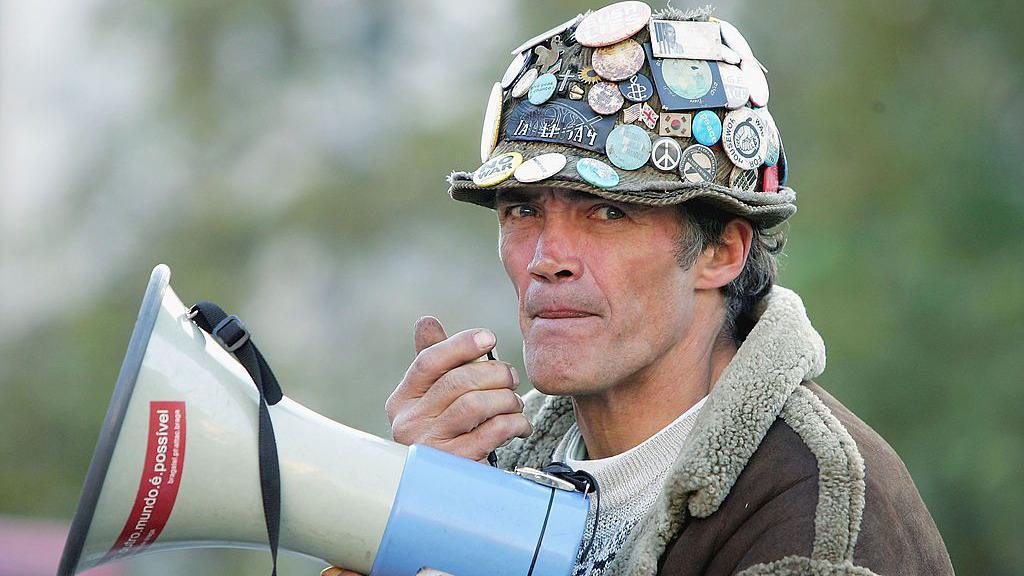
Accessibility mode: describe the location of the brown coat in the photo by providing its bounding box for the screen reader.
[497,286,954,575]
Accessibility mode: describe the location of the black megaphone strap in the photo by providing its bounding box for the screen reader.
[188,301,282,576]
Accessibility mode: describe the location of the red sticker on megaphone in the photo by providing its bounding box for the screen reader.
[105,401,186,560]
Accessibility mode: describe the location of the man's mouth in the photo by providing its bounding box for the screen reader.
[534,309,596,319]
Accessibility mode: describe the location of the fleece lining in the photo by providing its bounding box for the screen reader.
[497,286,875,575]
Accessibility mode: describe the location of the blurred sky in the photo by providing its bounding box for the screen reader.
[1,0,1022,575]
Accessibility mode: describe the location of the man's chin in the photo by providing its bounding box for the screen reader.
[524,345,603,397]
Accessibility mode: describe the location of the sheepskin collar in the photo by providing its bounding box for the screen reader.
[497,285,827,573]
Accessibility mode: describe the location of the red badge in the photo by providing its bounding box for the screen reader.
[762,164,780,193]
[105,401,187,561]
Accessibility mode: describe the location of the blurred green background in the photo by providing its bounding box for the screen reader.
[1,1,1021,574]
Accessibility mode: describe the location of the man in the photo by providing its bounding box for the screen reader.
[327,3,954,575]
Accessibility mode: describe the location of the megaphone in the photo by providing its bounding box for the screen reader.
[58,265,589,575]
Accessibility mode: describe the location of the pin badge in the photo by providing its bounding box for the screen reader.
[639,102,658,130]
[754,108,780,166]
[650,137,683,171]
[574,1,652,47]
[623,102,643,124]
[717,63,749,109]
[679,144,718,184]
[742,58,769,107]
[729,165,758,192]
[529,73,558,105]
[473,152,524,187]
[576,157,620,188]
[556,66,580,94]
[649,20,724,61]
[592,38,646,81]
[618,73,653,102]
[511,67,539,99]
[692,110,723,146]
[502,51,531,89]
[506,98,616,153]
[720,45,742,65]
[644,44,729,111]
[606,123,653,171]
[534,36,567,74]
[480,82,503,162]
[659,112,692,137]
[588,81,625,115]
[578,66,601,85]
[514,152,568,183]
[722,108,768,170]
[718,20,754,62]
[762,164,780,193]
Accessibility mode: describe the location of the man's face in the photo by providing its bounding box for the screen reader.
[497,188,700,397]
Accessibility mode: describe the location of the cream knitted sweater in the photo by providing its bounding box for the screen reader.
[553,397,708,575]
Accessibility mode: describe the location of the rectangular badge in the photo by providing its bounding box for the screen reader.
[649,20,724,60]
[506,98,616,153]
[644,43,728,111]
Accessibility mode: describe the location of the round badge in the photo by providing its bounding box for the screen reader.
[502,51,531,89]
[650,137,682,172]
[473,152,523,187]
[719,20,754,61]
[480,82,503,162]
[742,58,769,107]
[588,81,625,115]
[606,124,653,171]
[692,110,723,146]
[574,1,652,47]
[662,59,714,99]
[729,165,758,192]
[762,164,780,193]
[592,39,645,81]
[720,45,742,65]
[722,108,768,170]
[578,66,601,84]
[514,152,568,183]
[717,63,749,109]
[576,157,620,189]
[511,67,539,98]
[679,144,718,184]
[778,144,789,186]
[528,72,558,105]
[755,108,781,166]
[618,73,653,102]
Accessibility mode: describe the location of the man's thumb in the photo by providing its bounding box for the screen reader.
[413,316,449,355]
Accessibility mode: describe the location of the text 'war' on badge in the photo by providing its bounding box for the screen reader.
[506,98,616,153]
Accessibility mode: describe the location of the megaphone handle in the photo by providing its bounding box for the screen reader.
[188,302,284,576]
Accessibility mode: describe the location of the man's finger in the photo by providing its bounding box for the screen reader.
[413,316,448,356]
[400,328,498,397]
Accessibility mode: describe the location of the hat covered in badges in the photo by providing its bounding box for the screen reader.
[447,2,797,228]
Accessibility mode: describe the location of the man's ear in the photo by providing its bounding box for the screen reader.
[694,218,754,289]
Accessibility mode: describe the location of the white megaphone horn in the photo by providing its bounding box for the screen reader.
[58,265,589,576]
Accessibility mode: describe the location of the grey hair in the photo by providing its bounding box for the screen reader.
[674,201,786,343]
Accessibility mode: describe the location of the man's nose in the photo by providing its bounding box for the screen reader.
[526,221,583,283]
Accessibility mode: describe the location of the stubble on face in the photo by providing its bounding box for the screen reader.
[497,189,697,398]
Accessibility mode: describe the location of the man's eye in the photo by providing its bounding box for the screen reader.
[506,205,539,218]
[594,205,626,220]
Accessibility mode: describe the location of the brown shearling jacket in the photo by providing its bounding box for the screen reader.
[497,286,954,575]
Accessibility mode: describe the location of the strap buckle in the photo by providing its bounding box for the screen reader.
[212,314,250,352]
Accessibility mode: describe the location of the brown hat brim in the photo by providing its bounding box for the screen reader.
[448,142,796,229]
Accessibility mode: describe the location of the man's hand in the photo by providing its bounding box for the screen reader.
[385,316,532,462]
[318,318,533,576]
